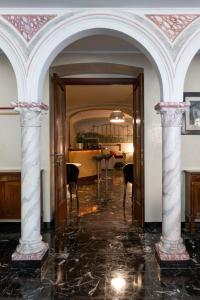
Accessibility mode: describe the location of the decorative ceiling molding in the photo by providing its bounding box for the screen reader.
[2,15,56,42]
[146,14,200,42]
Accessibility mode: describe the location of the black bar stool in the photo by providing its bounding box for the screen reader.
[123,163,134,207]
[66,163,79,206]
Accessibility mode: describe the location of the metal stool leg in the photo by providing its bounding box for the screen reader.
[97,160,100,183]
[105,157,112,180]
[69,183,73,204]
[105,159,108,179]
[123,183,127,207]
[131,183,133,210]
[75,183,79,208]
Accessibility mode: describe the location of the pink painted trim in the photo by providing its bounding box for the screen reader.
[155,244,190,261]
[12,244,49,261]
[11,102,48,110]
[0,107,14,110]
[146,15,200,42]
[2,15,56,42]
[155,102,190,110]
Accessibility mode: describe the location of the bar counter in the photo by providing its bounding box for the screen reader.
[68,149,101,179]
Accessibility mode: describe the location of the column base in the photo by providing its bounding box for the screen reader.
[11,243,49,268]
[155,243,190,268]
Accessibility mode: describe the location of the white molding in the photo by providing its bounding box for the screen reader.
[0,24,26,100]
[26,10,174,102]
[174,26,200,100]
[0,8,200,15]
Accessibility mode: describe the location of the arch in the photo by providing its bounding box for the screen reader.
[51,62,143,78]
[69,107,133,119]
[0,26,26,100]
[175,28,200,101]
[26,11,174,102]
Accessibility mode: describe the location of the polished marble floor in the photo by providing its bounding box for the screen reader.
[0,170,200,299]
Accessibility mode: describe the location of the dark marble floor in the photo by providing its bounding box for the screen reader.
[0,170,200,299]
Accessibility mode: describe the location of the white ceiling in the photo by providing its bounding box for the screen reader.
[0,0,200,8]
[67,84,133,112]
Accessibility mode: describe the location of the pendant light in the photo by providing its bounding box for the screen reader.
[109,110,125,123]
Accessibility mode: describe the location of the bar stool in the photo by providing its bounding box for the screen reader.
[93,154,104,183]
[123,163,134,207]
[66,163,79,207]
[103,153,112,179]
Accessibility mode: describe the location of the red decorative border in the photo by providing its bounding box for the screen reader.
[155,102,190,110]
[146,15,200,42]
[2,15,56,42]
[11,102,48,110]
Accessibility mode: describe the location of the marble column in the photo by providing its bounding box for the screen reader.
[155,102,190,262]
[11,102,49,264]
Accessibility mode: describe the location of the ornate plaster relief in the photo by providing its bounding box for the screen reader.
[146,14,200,42]
[2,15,56,42]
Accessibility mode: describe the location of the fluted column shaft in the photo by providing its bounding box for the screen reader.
[155,102,190,260]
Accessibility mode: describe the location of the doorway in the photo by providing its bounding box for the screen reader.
[50,76,144,227]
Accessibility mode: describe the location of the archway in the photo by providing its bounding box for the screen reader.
[15,11,189,266]
[26,11,173,101]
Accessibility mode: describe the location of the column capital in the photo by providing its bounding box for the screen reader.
[155,102,190,127]
[11,102,48,127]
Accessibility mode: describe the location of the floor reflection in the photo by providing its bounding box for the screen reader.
[0,169,200,299]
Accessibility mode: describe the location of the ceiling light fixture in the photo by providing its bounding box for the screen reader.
[109,110,125,123]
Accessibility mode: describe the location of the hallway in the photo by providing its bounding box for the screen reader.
[0,170,200,299]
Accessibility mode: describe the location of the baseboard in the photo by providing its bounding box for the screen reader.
[144,222,162,233]
[0,219,55,234]
[144,222,186,234]
[43,219,55,232]
[0,222,21,233]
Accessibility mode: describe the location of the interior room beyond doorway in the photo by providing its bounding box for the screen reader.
[51,76,144,227]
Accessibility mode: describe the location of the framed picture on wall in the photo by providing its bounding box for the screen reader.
[182,92,200,135]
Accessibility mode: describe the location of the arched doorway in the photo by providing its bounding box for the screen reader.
[15,11,182,264]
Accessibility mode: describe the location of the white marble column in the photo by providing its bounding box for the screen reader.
[155,102,190,261]
[11,102,49,262]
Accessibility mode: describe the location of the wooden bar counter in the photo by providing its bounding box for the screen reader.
[68,150,101,179]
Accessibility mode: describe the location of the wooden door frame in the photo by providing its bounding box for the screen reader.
[50,73,67,224]
[50,76,144,224]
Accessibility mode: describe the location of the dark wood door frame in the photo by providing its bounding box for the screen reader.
[61,77,138,85]
[50,76,144,226]
[50,73,67,227]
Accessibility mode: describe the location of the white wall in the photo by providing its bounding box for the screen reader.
[181,54,200,220]
[0,54,20,168]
